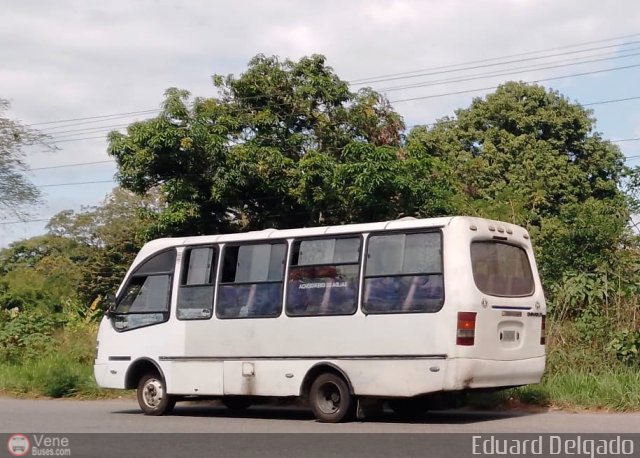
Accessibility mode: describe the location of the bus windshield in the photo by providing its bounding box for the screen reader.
[471,241,534,297]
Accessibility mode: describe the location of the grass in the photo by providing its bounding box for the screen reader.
[462,367,640,412]
[533,367,640,411]
[0,326,121,399]
[0,354,101,398]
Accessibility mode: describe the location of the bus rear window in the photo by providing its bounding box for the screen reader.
[471,242,534,297]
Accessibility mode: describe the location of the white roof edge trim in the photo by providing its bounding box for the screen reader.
[140,216,517,253]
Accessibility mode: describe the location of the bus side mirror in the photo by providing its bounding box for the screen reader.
[104,293,116,317]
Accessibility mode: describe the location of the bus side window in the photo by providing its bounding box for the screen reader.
[176,246,216,320]
[286,237,361,317]
[216,243,286,319]
[363,232,444,314]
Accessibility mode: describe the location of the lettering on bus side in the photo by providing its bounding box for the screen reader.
[286,237,361,316]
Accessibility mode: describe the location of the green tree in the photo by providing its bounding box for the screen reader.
[407,82,631,287]
[0,235,87,312]
[108,54,456,236]
[0,99,51,218]
[0,188,160,321]
[46,188,163,303]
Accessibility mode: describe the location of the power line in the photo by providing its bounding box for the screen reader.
[376,49,640,93]
[39,53,639,141]
[37,112,160,131]
[51,90,640,147]
[51,63,640,143]
[349,32,640,84]
[0,218,50,226]
[583,95,640,106]
[389,62,640,103]
[47,88,640,145]
[49,126,128,140]
[26,134,640,175]
[26,109,161,128]
[30,95,640,170]
[24,34,640,131]
[42,122,131,136]
[36,179,115,188]
[52,135,114,143]
[356,40,640,87]
[29,160,115,171]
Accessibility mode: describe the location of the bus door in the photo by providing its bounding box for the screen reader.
[172,245,224,395]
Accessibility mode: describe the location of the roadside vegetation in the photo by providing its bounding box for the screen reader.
[2,55,640,409]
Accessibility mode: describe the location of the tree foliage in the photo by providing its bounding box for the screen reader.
[0,235,86,313]
[107,57,636,302]
[108,54,456,236]
[0,99,51,217]
[0,187,160,316]
[4,58,638,335]
[46,188,163,303]
[407,82,631,285]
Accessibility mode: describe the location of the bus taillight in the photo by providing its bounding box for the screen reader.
[457,312,477,346]
[540,316,546,345]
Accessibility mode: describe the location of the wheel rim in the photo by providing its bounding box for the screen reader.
[317,381,342,414]
[142,378,164,408]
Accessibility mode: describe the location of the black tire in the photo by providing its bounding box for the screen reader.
[221,396,252,412]
[136,373,176,416]
[309,372,355,423]
[388,398,428,419]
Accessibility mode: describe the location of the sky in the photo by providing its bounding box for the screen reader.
[1,0,639,246]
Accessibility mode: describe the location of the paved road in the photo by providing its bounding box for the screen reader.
[2,398,639,457]
[1,397,639,433]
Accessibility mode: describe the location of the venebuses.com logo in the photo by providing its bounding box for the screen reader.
[6,434,71,456]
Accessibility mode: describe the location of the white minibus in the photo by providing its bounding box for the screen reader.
[94,216,546,422]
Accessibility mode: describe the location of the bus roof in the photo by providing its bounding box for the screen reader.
[125,215,533,279]
[135,216,457,260]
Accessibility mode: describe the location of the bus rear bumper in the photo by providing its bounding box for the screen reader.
[444,355,545,391]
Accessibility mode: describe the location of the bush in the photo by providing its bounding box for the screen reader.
[0,309,56,363]
[609,330,640,365]
[45,368,80,398]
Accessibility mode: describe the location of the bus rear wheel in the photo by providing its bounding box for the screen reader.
[309,372,355,423]
[137,373,176,416]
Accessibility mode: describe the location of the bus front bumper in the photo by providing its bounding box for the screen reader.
[94,363,127,389]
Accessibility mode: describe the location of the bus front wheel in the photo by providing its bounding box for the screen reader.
[137,373,176,416]
[309,372,355,423]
